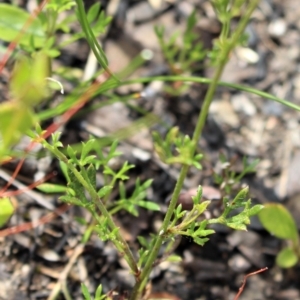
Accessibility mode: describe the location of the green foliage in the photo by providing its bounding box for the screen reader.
[259,203,300,268]
[212,187,263,230]
[213,154,259,194]
[111,179,159,217]
[0,3,45,47]
[1,0,288,298]
[10,52,49,104]
[46,0,76,13]
[0,52,49,157]
[153,127,203,168]
[0,197,15,228]
[154,10,206,76]
[154,10,207,95]
[35,183,69,193]
[259,204,298,242]
[75,0,117,81]
[276,247,298,268]
[81,283,107,300]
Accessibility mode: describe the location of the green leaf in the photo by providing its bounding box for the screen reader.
[248,204,264,216]
[258,203,299,243]
[118,181,126,199]
[10,52,49,105]
[36,183,68,193]
[97,186,113,198]
[0,102,35,149]
[46,0,76,13]
[67,170,86,201]
[0,197,15,228]
[193,237,209,246]
[226,223,247,231]
[140,179,153,190]
[51,132,63,148]
[276,247,298,268]
[194,200,211,215]
[87,2,101,23]
[67,145,79,163]
[81,139,96,161]
[60,195,81,205]
[166,254,182,262]
[136,200,160,211]
[81,283,92,300]
[75,0,119,82]
[232,186,249,205]
[0,4,45,47]
[74,217,87,225]
[137,236,150,248]
[194,228,215,237]
[95,284,104,299]
[192,186,202,205]
[59,161,70,181]
[86,164,96,189]
[82,224,94,244]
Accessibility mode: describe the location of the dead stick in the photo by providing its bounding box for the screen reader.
[234,267,268,300]
[47,244,85,300]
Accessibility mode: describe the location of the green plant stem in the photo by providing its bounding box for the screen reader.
[123,76,300,112]
[117,52,149,80]
[75,0,119,82]
[129,165,189,300]
[130,1,260,298]
[44,144,140,277]
[37,74,300,121]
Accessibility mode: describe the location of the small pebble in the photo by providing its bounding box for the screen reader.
[228,254,251,273]
[37,249,60,262]
[231,94,257,116]
[268,19,287,37]
[236,47,259,64]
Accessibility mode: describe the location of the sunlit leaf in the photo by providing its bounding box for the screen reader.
[0,102,35,149]
[166,254,182,262]
[258,203,299,243]
[36,183,68,193]
[276,247,298,268]
[136,200,160,211]
[0,4,45,47]
[81,283,92,300]
[97,186,113,198]
[0,197,16,228]
[10,52,49,105]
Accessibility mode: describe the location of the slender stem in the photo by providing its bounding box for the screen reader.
[37,74,300,121]
[129,165,189,300]
[75,0,119,81]
[123,77,300,112]
[130,1,260,298]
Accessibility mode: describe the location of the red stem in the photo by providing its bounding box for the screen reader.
[234,267,268,300]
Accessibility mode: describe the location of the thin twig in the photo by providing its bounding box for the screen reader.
[0,204,69,237]
[0,169,55,210]
[234,267,268,300]
[47,244,85,300]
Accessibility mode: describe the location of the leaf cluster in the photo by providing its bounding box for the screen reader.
[153,127,202,168]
